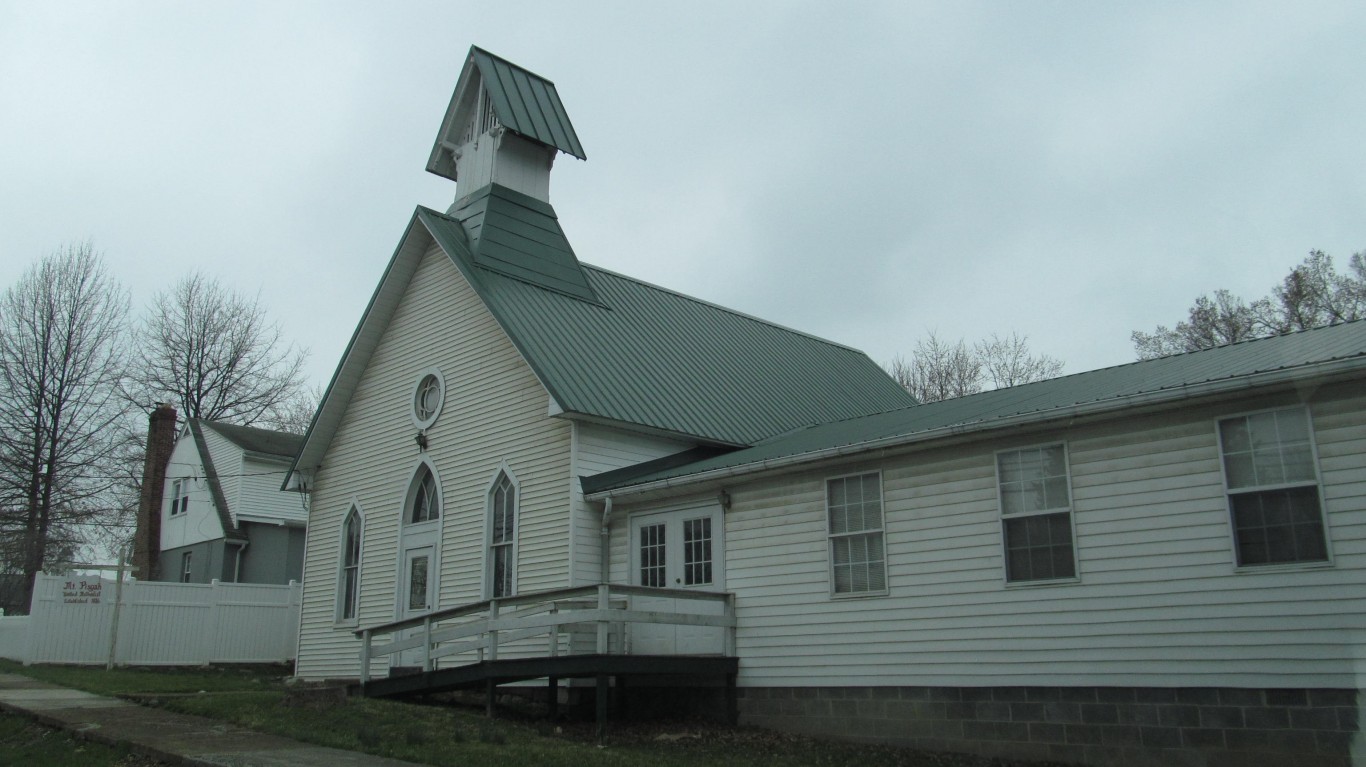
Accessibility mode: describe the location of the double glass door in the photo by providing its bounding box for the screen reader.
[629,504,725,655]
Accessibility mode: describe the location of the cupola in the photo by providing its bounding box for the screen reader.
[427,47,586,208]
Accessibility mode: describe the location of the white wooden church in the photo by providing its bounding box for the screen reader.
[285,47,1366,767]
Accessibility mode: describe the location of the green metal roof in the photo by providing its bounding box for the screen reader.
[586,319,1366,493]
[418,195,917,446]
[427,47,586,183]
[468,47,586,161]
[448,184,599,303]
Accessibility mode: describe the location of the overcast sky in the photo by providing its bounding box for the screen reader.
[2,1,1363,395]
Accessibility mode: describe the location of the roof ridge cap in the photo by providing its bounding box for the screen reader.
[579,262,869,355]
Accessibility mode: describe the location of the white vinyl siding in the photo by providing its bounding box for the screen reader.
[672,383,1366,690]
[295,239,572,680]
[196,425,306,529]
[199,426,244,512]
[570,423,692,586]
[161,435,222,550]
[234,455,307,526]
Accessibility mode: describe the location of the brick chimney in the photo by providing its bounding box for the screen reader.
[132,404,177,580]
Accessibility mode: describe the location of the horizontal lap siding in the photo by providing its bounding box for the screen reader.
[714,385,1366,690]
[201,427,244,516]
[573,425,690,585]
[296,241,571,680]
[237,457,306,525]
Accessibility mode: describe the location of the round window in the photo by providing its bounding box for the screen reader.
[411,370,444,428]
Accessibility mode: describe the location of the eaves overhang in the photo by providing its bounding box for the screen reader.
[283,210,436,491]
[584,355,1366,503]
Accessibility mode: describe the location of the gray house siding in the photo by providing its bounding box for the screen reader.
[239,523,305,584]
[158,540,231,584]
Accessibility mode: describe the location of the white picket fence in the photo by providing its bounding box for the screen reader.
[0,573,301,666]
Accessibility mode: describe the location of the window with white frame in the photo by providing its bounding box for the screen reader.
[338,508,362,622]
[180,552,193,583]
[488,472,516,598]
[409,467,439,524]
[1218,408,1328,566]
[410,369,445,429]
[638,522,666,588]
[826,473,887,595]
[169,479,189,515]
[996,444,1076,583]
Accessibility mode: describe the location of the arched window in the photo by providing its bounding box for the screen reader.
[409,467,439,524]
[337,507,362,622]
[488,472,517,598]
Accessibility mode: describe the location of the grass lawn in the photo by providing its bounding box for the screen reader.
[0,711,155,766]
[0,661,1054,767]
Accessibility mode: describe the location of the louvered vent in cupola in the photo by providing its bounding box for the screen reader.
[427,46,586,207]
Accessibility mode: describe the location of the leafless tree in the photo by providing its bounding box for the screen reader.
[0,244,130,609]
[887,332,982,403]
[976,332,1065,389]
[128,273,308,427]
[888,331,1063,404]
[1132,250,1366,359]
[259,383,324,435]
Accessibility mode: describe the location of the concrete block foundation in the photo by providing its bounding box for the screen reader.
[738,686,1361,766]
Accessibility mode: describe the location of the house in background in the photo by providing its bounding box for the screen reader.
[284,46,1366,767]
[155,418,306,584]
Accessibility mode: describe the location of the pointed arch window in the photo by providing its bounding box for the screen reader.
[488,472,517,598]
[409,467,440,524]
[338,507,363,622]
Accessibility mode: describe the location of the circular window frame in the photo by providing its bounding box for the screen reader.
[410,368,446,430]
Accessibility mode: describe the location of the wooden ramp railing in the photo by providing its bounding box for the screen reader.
[354,583,737,685]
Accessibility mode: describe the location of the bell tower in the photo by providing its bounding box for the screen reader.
[427,47,587,209]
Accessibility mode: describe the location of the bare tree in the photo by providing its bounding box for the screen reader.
[0,244,129,609]
[976,332,1065,389]
[1133,250,1366,359]
[887,332,982,403]
[260,383,324,434]
[888,331,1063,404]
[129,273,308,427]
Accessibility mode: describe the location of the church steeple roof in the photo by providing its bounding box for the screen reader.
[427,46,586,183]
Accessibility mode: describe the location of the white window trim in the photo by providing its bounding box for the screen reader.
[1215,405,1334,572]
[627,501,727,592]
[394,458,445,621]
[168,478,189,516]
[994,442,1080,587]
[180,551,193,583]
[409,367,446,430]
[335,502,365,627]
[825,470,889,599]
[483,463,520,600]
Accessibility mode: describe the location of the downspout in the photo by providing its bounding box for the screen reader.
[232,541,247,583]
[599,497,613,584]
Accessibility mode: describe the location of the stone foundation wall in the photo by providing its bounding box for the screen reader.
[738,686,1360,767]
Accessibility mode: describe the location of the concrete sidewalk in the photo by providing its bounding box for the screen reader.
[0,672,422,767]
